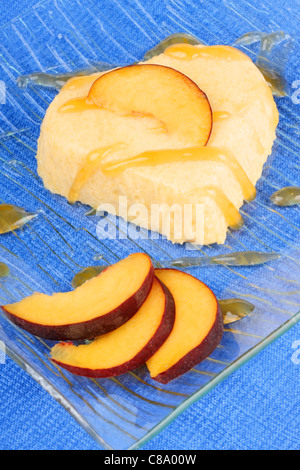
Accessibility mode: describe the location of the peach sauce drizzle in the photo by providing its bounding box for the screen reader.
[59,45,255,229]
[163,44,251,62]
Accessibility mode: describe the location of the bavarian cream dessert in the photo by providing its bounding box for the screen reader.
[37,43,278,245]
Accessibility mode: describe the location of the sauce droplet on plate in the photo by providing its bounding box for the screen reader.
[71,265,107,289]
[0,204,38,234]
[219,298,255,324]
[0,262,9,278]
[270,187,300,206]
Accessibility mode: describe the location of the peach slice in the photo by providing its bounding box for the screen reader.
[50,277,175,378]
[146,269,223,383]
[2,253,154,341]
[88,64,212,146]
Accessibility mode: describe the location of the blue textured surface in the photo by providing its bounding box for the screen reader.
[0,0,299,450]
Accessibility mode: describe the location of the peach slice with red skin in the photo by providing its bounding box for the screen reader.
[2,253,154,341]
[146,269,223,383]
[88,64,212,146]
[50,277,175,378]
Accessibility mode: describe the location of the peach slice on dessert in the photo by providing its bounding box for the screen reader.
[2,253,154,341]
[50,277,175,378]
[146,269,223,383]
[88,64,212,146]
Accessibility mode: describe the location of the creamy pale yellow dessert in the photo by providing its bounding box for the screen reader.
[37,44,278,245]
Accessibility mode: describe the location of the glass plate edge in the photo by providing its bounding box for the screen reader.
[4,345,114,449]
[3,310,300,450]
[130,310,300,450]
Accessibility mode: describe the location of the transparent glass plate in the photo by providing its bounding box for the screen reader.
[0,0,299,450]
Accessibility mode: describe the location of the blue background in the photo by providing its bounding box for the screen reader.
[0,0,299,450]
